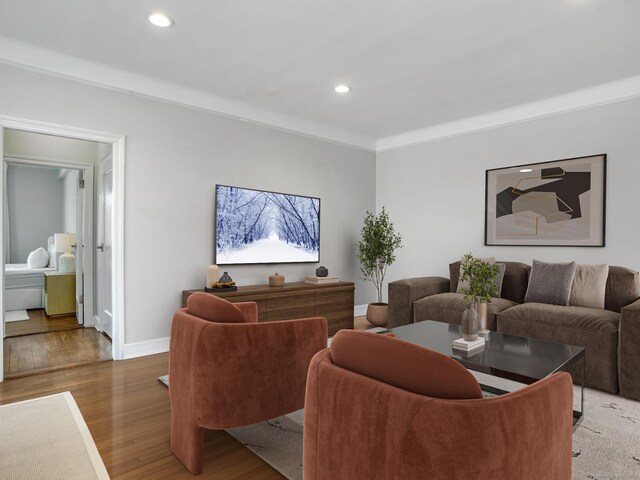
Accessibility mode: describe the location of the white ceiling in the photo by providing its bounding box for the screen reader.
[0,0,639,150]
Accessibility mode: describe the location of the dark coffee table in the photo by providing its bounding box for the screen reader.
[390,320,585,425]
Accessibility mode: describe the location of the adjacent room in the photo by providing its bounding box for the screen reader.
[2,129,112,378]
[0,1,639,479]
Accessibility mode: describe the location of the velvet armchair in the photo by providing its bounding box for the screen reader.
[170,292,327,474]
[304,330,573,480]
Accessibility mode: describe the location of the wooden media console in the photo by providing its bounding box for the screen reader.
[182,281,355,336]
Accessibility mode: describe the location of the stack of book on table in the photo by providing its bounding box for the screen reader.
[452,336,485,352]
[305,276,339,284]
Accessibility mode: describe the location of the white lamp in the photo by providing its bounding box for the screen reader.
[54,233,75,253]
[54,233,76,273]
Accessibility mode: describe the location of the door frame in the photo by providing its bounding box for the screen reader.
[0,115,126,382]
[4,156,94,327]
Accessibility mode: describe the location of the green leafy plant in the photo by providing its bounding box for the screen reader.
[356,207,402,304]
[459,253,501,304]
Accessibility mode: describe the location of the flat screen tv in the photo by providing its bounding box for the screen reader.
[214,185,320,265]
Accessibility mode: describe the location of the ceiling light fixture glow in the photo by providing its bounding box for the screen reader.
[520,168,533,173]
[147,12,174,27]
[334,84,351,94]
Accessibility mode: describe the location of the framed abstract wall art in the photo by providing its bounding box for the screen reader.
[485,154,606,247]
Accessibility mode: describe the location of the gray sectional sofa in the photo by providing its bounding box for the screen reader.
[388,261,640,400]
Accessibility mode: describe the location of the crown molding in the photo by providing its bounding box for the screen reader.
[2,36,640,154]
[376,75,640,152]
[0,36,376,152]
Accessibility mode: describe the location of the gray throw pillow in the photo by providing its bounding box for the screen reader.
[524,260,577,306]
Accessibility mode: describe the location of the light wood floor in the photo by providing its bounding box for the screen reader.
[3,328,112,378]
[5,308,80,337]
[2,315,370,380]
[0,316,376,478]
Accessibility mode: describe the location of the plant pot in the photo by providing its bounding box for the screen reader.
[366,303,389,327]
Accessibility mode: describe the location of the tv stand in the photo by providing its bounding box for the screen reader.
[182,281,354,336]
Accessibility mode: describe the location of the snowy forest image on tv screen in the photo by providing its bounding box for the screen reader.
[215,185,320,264]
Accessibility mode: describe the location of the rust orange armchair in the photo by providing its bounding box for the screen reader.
[169,292,327,474]
[304,330,573,480]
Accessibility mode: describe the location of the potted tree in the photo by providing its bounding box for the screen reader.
[458,253,501,333]
[356,207,402,327]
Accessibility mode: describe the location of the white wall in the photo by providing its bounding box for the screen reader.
[4,128,99,238]
[377,97,640,293]
[4,129,100,162]
[6,163,63,262]
[0,63,376,346]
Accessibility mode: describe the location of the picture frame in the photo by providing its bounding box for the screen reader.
[485,154,606,247]
[214,184,321,265]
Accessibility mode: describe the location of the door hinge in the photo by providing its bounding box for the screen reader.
[79,295,84,304]
[79,178,85,189]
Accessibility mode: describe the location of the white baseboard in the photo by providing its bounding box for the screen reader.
[354,304,368,317]
[82,316,96,327]
[93,314,102,332]
[123,337,170,359]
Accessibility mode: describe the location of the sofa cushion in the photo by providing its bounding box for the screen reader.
[412,292,518,331]
[570,264,609,309]
[524,260,576,306]
[330,330,482,400]
[186,292,248,323]
[455,256,495,293]
[450,261,530,304]
[496,302,619,393]
[605,266,640,313]
[493,263,507,297]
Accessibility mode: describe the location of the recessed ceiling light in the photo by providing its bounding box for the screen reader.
[147,12,174,27]
[520,168,533,173]
[334,84,351,94]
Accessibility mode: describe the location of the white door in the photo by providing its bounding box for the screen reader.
[96,154,113,338]
[75,171,84,324]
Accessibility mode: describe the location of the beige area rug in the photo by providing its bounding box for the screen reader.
[0,392,110,480]
[227,410,304,480]
[5,309,29,322]
[571,388,640,479]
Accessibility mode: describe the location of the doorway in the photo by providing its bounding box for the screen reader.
[2,135,107,377]
[0,118,125,382]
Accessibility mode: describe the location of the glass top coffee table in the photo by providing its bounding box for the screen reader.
[390,320,585,425]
